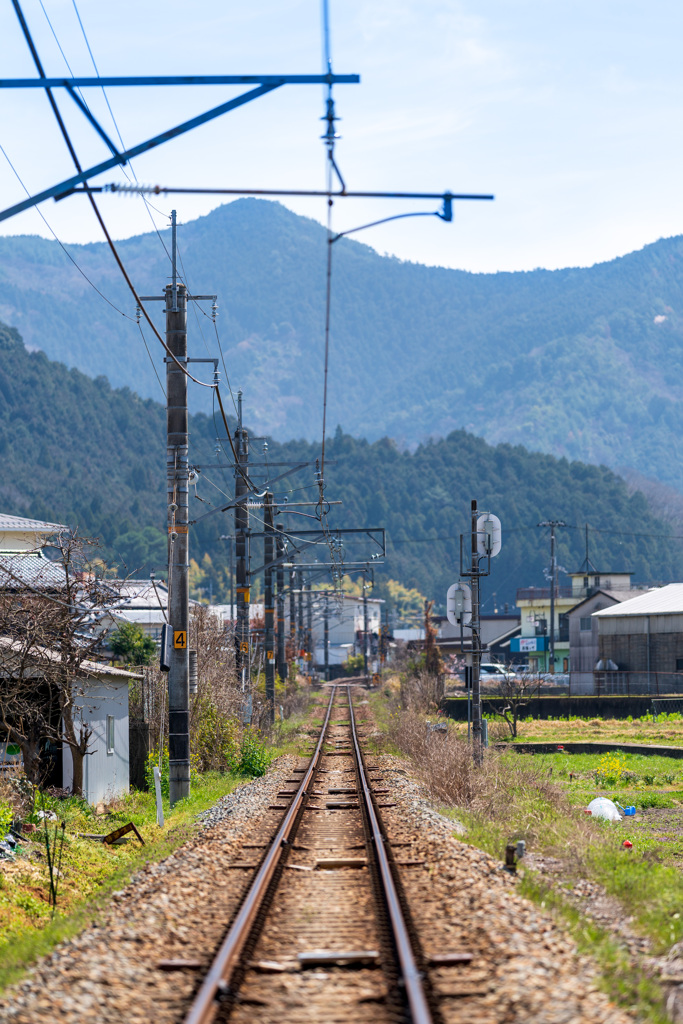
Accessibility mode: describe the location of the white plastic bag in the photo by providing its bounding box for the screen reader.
[586,797,622,821]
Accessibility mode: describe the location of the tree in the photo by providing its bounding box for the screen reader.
[0,533,124,795]
[484,674,538,738]
[110,621,156,666]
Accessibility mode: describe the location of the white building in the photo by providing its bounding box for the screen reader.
[0,512,137,804]
[61,661,137,805]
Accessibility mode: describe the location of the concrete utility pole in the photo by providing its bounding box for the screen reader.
[470,499,483,763]
[276,525,287,683]
[289,563,296,674]
[362,580,369,678]
[297,576,304,669]
[234,391,251,713]
[264,492,275,722]
[323,592,330,681]
[538,520,566,674]
[305,581,313,679]
[166,269,190,806]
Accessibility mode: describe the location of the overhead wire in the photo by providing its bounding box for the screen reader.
[0,141,135,323]
[10,0,260,520]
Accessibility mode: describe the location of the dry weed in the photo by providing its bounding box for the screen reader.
[387,708,593,852]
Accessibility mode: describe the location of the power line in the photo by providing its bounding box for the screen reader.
[0,141,135,323]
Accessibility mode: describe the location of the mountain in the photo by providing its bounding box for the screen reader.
[0,318,678,612]
[3,201,683,491]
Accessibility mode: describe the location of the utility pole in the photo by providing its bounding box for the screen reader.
[362,579,369,678]
[264,492,275,721]
[234,391,250,715]
[166,223,190,806]
[289,562,296,677]
[538,520,566,674]
[297,575,304,670]
[323,591,330,681]
[306,580,313,679]
[276,525,287,684]
[470,499,482,763]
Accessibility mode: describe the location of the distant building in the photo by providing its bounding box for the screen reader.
[438,614,521,662]
[593,584,683,694]
[566,589,627,693]
[0,513,68,591]
[513,568,641,676]
[512,586,575,673]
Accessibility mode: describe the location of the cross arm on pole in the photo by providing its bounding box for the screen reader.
[0,74,360,89]
[0,81,286,223]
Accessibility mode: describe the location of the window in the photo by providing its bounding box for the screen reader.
[676,659,683,673]
[106,715,115,755]
[580,617,592,632]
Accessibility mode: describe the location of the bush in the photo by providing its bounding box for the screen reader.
[238,729,272,777]
[145,748,169,798]
[0,802,12,837]
[109,621,157,666]
[192,699,240,772]
[344,653,365,676]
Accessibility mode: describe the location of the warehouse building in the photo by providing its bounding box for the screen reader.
[593,584,683,694]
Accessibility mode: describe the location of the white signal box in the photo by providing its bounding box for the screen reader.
[446,582,472,629]
[477,513,502,558]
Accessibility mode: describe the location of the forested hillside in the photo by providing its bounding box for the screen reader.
[0,319,679,612]
[1,200,683,489]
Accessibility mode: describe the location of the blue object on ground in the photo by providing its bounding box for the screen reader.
[623,806,636,816]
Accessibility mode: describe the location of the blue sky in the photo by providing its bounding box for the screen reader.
[0,0,681,273]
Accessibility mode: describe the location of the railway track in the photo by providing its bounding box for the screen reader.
[185,684,435,1024]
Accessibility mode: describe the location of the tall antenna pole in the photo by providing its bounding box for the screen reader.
[470,499,482,763]
[538,520,566,674]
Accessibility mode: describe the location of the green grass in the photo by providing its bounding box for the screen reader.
[520,874,670,1023]
[514,749,683,788]
[0,772,243,992]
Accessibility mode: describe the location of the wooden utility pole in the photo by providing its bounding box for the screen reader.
[264,492,275,721]
[276,525,287,683]
[234,391,250,712]
[166,271,190,806]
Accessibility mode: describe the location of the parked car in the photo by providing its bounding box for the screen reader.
[538,672,570,686]
[479,662,513,683]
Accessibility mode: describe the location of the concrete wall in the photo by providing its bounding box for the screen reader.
[443,694,657,721]
[62,677,129,805]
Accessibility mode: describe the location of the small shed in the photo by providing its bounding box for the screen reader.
[61,661,139,805]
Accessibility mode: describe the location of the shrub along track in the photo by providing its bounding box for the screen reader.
[0,687,637,1024]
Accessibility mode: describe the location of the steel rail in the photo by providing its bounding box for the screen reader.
[184,685,338,1024]
[347,689,433,1024]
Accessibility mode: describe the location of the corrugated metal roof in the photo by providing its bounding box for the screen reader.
[592,584,683,617]
[0,636,140,679]
[0,514,66,532]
